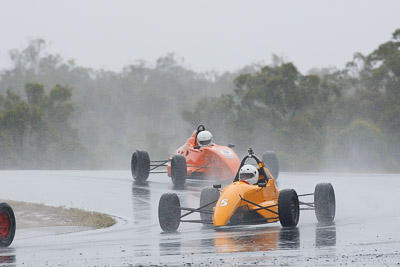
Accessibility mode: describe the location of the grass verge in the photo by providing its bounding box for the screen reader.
[0,199,116,229]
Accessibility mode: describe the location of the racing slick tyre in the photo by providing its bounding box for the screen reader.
[262,151,279,180]
[171,155,187,186]
[158,193,181,232]
[199,187,220,224]
[0,203,16,247]
[278,189,300,227]
[131,150,150,182]
[314,183,335,223]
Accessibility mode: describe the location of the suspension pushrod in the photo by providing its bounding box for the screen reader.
[240,196,279,215]
[298,193,314,197]
[180,199,218,218]
[180,207,214,214]
[150,161,169,171]
[299,201,314,208]
[191,161,216,174]
[253,203,278,211]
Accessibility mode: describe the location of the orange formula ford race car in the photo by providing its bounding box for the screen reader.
[0,202,16,247]
[131,125,279,186]
[158,148,336,232]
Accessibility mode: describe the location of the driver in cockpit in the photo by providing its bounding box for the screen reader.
[197,130,213,147]
[239,164,259,185]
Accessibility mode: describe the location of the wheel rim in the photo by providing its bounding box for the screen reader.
[0,212,10,239]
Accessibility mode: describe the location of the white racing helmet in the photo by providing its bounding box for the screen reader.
[197,130,213,147]
[239,164,259,184]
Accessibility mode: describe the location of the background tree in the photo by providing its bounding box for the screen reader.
[1,29,399,172]
[0,83,85,169]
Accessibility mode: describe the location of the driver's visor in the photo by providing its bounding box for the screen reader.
[240,173,254,180]
[199,140,211,146]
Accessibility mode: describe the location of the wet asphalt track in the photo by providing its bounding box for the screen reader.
[0,170,400,266]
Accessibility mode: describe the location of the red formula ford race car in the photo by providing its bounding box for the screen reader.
[0,202,16,247]
[131,125,279,186]
[158,148,336,232]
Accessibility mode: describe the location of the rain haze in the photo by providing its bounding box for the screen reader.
[1,1,400,266]
[1,0,400,171]
[1,0,399,73]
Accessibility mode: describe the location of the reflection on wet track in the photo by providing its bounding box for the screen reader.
[316,222,336,248]
[131,181,152,222]
[0,171,399,265]
[0,248,16,266]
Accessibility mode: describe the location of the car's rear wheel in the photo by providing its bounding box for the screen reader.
[314,183,336,222]
[0,203,16,247]
[262,151,279,180]
[131,150,150,182]
[278,189,299,227]
[199,187,220,224]
[171,155,187,186]
[158,193,181,232]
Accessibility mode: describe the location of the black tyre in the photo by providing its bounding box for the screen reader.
[199,187,220,223]
[158,193,181,232]
[131,150,150,182]
[171,155,187,186]
[0,203,16,247]
[314,183,335,222]
[262,151,279,180]
[278,189,300,227]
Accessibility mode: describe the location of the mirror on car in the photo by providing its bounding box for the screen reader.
[258,183,267,188]
[213,184,221,189]
[194,145,201,149]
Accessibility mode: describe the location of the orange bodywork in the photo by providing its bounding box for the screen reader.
[213,174,280,226]
[167,130,240,181]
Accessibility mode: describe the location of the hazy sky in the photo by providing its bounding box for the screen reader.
[1,0,399,74]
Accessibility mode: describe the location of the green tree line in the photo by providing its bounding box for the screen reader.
[0,40,241,168]
[184,29,400,172]
[0,30,399,172]
[0,83,86,168]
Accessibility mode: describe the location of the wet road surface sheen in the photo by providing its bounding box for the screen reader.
[0,171,400,266]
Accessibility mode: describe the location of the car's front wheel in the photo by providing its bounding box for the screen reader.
[314,183,336,222]
[158,193,181,232]
[171,155,187,186]
[131,150,150,182]
[262,151,279,180]
[199,187,220,224]
[278,189,300,227]
[0,203,16,247]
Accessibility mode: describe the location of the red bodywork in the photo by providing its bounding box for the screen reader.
[167,131,240,181]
